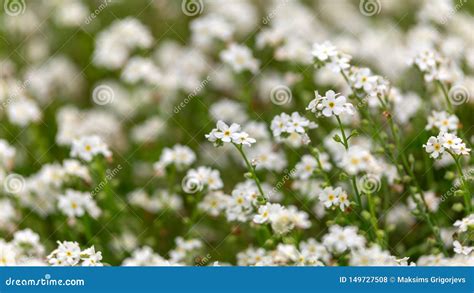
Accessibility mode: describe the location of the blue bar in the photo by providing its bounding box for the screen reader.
[0,267,473,292]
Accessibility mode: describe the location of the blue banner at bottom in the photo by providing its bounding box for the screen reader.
[0,267,472,292]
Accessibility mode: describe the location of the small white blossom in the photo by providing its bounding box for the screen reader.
[306,90,354,117]
[70,135,112,162]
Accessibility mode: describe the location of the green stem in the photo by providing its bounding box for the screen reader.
[315,155,332,185]
[234,143,266,204]
[339,70,447,254]
[366,192,385,247]
[447,150,471,214]
[383,103,448,255]
[335,115,349,149]
[335,115,377,241]
[436,81,454,113]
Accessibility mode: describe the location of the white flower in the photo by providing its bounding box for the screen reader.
[220,43,259,73]
[191,15,234,47]
[425,132,470,158]
[270,112,316,138]
[350,68,378,93]
[337,191,350,211]
[121,57,161,85]
[70,135,112,162]
[293,155,317,180]
[214,120,241,143]
[306,90,354,117]
[253,204,271,224]
[81,246,103,266]
[49,241,81,266]
[232,132,256,146]
[441,132,462,149]
[93,18,153,69]
[319,187,341,208]
[426,111,459,133]
[153,144,196,175]
[312,41,337,62]
[327,54,351,73]
[198,191,229,217]
[13,228,44,257]
[0,241,17,266]
[322,225,365,253]
[206,121,256,147]
[453,241,473,255]
[58,189,101,219]
[414,50,438,72]
[210,99,248,124]
[48,241,104,266]
[186,166,223,191]
[340,146,377,175]
[7,98,42,127]
[423,136,445,159]
[453,214,474,233]
[0,139,16,169]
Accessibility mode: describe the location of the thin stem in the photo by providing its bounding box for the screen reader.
[315,155,332,185]
[447,150,471,214]
[436,81,454,113]
[335,115,376,241]
[335,116,362,207]
[383,103,448,255]
[234,143,266,203]
[339,70,447,255]
[350,176,362,211]
[366,192,385,247]
[335,115,349,149]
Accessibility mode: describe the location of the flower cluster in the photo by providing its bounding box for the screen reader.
[423,132,470,159]
[412,50,454,82]
[253,202,311,235]
[1,0,473,268]
[318,187,351,211]
[58,189,101,219]
[270,112,316,146]
[312,41,351,73]
[306,90,354,117]
[426,111,460,133]
[206,121,256,147]
[153,145,196,175]
[47,241,103,266]
[71,135,112,162]
[184,166,224,191]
